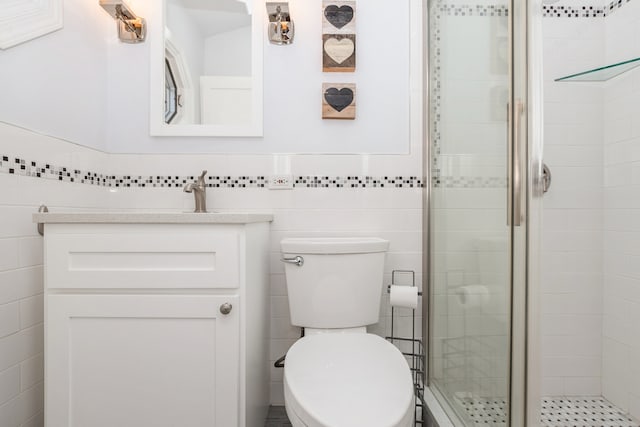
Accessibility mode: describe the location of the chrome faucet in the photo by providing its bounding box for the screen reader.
[184,170,208,213]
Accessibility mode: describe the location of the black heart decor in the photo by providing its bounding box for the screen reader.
[324,87,354,112]
[324,5,354,29]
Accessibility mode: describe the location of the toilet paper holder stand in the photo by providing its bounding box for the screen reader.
[385,270,426,426]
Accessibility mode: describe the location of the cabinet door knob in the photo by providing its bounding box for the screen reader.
[219,303,233,315]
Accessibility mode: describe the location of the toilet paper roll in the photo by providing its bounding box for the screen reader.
[455,285,489,308]
[389,285,419,309]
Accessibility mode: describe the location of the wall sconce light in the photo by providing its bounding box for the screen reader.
[266,2,294,45]
[99,0,146,43]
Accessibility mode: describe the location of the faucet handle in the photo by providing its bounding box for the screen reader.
[197,170,207,185]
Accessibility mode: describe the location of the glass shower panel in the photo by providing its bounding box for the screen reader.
[428,0,512,425]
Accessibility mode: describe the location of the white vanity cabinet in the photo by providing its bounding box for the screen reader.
[36,213,272,427]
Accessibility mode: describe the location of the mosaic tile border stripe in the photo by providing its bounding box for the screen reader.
[436,4,509,16]
[430,2,443,183]
[435,1,633,18]
[0,154,424,189]
[0,154,507,189]
[542,0,631,17]
[542,5,605,18]
[606,0,633,16]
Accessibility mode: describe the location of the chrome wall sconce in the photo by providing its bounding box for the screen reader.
[266,2,294,45]
[99,0,146,43]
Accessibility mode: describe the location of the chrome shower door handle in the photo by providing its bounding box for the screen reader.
[507,100,524,227]
[513,100,523,227]
[280,256,304,267]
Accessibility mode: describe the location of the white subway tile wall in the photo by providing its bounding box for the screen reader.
[0,150,109,424]
[601,0,640,419]
[541,13,605,397]
[0,122,423,418]
[542,0,640,415]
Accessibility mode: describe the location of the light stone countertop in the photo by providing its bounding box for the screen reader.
[33,212,273,224]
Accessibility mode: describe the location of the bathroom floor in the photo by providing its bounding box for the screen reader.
[459,396,639,427]
[265,406,292,427]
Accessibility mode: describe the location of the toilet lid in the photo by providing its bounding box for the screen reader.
[284,333,414,427]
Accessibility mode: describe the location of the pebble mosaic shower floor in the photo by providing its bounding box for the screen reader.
[541,397,639,427]
[459,396,639,427]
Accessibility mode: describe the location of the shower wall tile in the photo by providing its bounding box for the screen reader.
[541,14,606,397]
[605,0,640,64]
[0,366,20,406]
[601,2,640,416]
[0,304,20,340]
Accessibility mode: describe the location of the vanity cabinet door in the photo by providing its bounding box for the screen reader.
[46,294,240,427]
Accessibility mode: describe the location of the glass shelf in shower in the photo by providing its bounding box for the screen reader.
[555,57,640,82]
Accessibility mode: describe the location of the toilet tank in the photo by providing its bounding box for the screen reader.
[280,237,389,329]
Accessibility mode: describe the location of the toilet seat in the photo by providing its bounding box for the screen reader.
[283,333,414,427]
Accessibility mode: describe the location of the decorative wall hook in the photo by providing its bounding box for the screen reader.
[266,2,294,45]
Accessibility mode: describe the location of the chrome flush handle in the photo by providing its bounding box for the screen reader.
[280,256,304,267]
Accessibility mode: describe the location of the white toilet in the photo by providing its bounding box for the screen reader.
[280,237,415,427]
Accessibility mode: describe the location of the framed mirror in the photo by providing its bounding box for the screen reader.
[150,0,263,137]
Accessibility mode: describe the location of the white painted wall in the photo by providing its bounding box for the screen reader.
[0,0,110,152]
[204,26,252,76]
[1,0,418,154]
[106,0,417,153]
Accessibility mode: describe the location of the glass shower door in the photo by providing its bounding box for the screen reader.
[426,0,528,425]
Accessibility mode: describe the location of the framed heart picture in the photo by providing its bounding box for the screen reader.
[322,83,356,120]
[322,1,356,72]
[323,34,356,72]
[322,1,355,33]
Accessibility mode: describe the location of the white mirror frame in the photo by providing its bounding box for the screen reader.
[149,0,263,137]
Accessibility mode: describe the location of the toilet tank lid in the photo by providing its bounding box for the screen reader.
[281,237,389,254]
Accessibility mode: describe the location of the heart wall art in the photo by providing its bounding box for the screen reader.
[322,83,356,120]
[322,1,356,72]
[323,34,356,72]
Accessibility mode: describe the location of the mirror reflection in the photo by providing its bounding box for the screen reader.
[164,0,252,126]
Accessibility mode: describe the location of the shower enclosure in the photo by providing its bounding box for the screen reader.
[424,0,536,425]
[425,0,640,426]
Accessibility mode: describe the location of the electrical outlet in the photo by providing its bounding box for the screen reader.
[269,174,294,189]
